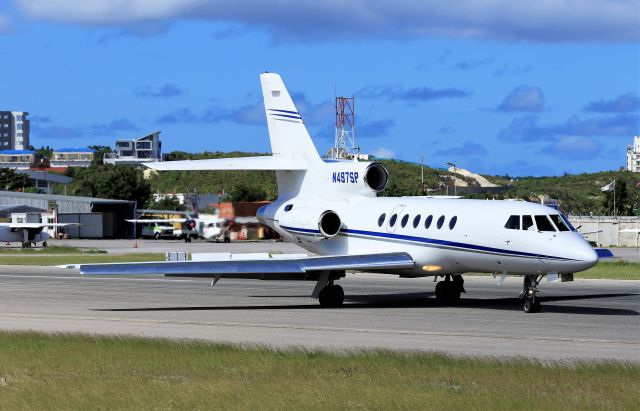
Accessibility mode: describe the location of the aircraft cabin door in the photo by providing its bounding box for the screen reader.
[386,204,406,233]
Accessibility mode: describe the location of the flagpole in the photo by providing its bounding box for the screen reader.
[613,179,616,219]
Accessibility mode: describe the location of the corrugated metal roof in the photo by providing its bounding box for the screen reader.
[0,190,134,204]
[16,170,74,184]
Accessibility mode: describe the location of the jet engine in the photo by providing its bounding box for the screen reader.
[363,163,389,192]
[277,207,342,241]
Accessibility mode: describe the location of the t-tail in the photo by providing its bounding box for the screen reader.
[146,72,389,199]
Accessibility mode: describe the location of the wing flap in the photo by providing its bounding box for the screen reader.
[145,156,307,171]
[80,252,415,279]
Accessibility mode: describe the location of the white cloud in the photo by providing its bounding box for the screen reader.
[371,147,396,158]
[0,13,11,32]
[15,0,639,42]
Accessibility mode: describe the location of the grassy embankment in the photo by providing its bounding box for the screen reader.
[0,332,637,410]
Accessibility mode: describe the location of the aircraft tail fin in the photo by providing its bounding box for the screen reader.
[260,72,322,164]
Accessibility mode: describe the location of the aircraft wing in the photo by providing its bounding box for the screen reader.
[80,252,415,280]
[145,156,307,171]
[620,229,640,233]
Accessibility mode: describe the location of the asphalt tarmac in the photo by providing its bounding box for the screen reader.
[0,263,638,362]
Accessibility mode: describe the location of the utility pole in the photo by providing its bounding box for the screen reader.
[420,155,424,195]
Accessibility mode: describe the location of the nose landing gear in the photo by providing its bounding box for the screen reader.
[520,275,542,313]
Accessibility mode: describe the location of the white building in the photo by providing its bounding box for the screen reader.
[0,111,30,150]
[51,148,95,168]
[627,136,640,172]
[104,131,162,166]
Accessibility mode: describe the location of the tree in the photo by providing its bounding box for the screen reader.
[88,145,113,166]
[0,168,33,191]
[228,184,267,202]
[145,195,186,211]
[70,165,151,206]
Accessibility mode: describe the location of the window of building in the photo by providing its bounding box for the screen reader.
[15,115,22,121]
[523,215,535,231]
[504,215,520,230]
[436,215,445,229]
[378,213,386,227]
[535,215,556,232]
[400,214,409,228]
[412,215,421,228]
[389,214,398,227]
[449,216,458,229]
[549,214,570,232]
[424,215,433,229]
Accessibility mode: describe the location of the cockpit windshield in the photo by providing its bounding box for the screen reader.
[549,214,570,231]
[560,213,576,231]
[535,215,556,231]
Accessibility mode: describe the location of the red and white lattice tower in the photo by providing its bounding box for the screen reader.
[331,96,358,159]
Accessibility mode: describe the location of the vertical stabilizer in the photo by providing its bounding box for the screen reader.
[261,73,322,165]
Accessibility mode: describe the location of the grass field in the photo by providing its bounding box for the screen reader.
[576,260,640,280]
[0,246,106,254]
[0,332,637,410]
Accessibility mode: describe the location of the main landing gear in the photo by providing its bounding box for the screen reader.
[313,271,345,308]
[435,274,465,304]
[520,275,541,313]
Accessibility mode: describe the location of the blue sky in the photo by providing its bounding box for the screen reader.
[1,1,638,176]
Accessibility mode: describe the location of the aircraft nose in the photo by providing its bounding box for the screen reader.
[571,242,599,272]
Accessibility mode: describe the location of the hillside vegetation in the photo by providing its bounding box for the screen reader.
[53,150,638,215]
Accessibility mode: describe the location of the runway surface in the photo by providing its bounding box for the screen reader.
[0,264,638,361]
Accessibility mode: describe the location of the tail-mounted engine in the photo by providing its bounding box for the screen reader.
[364,163,389,192]
[276,207,342,242]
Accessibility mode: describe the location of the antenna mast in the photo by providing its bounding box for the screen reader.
[332,96,358,159]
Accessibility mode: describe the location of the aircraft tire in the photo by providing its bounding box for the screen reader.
[523,298,541,313]
[435,281,460,304]
[319,284,344,308]
[42,241,48,247]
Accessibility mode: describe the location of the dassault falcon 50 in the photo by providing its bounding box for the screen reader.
[81,72,602,313]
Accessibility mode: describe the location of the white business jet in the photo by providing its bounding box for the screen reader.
[0,222,76,248]
[81,73,601,313]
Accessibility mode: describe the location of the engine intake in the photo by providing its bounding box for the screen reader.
[319,210,341,238]
[364,163,389,192]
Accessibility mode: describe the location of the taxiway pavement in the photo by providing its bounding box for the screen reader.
[0,264,637,362]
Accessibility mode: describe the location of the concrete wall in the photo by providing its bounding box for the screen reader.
[568,216,640,247]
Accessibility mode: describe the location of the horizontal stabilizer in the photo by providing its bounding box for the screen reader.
[80,252,415,280]
[145,156,307,171]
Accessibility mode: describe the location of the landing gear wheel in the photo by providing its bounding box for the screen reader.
[42,241,48,247]
[521,275,542,313]
[318,284,344,308]
[523,298,541,313]
[154,232,160,240]
[21,242,29,248]
[435,277,462,304]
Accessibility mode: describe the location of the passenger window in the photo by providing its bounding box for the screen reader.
[504,215,520,230]
[522,215,535,231]
[378,213,386,227]
[449,216,457,229]
[535,215,556,232]
[436,215,445,229]
[284,204,293,212]
[401,214,409,228]
[424,215,433,229]
[413,215,421,228]
[389,214,398,227]
[549,215,570,232]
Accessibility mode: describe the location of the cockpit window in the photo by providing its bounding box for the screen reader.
[535,215,556,232]
[504,215,520,230]
[522,215,535,231]
[549,214,570,232]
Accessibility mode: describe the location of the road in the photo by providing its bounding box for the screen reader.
[0,264,638,361]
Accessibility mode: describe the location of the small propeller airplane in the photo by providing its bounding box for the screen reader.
[80,72,604,313]
[0,222,78,248]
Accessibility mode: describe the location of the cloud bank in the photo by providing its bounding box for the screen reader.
[14,0,640,42]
